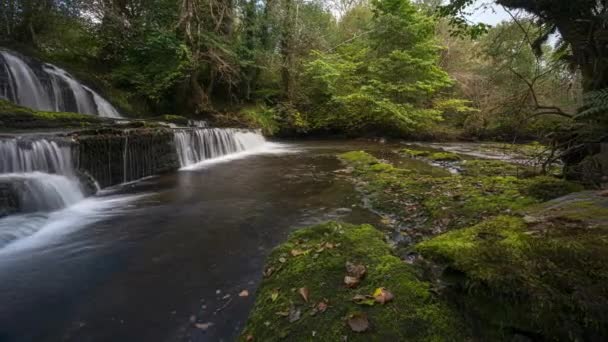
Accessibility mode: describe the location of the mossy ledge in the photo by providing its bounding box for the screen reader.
[241,222,467,341]
[416,192,608,340]
[338,150,582,244]
[0,99,107,130]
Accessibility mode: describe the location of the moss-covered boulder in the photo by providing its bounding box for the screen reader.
[0,100,106,130]
[416,192,608,340]
[241,222,467,341]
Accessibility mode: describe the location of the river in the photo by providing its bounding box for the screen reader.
[0,140,391,342]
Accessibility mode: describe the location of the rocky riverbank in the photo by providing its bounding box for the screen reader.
[242,144,608,341]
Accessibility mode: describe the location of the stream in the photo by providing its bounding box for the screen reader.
[0,140,394,342]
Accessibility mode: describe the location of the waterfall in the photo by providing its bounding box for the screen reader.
[0,50,122,118]
[188,120,208,128]
[0,138,75,175]
[2,172,85,213]
[0,137,85,216]
[174,128,266,167]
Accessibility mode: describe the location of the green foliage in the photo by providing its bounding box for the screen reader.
[111,30,193,105]
[239,105,281,135]
[300,0,453,136]
[242,222,467,341]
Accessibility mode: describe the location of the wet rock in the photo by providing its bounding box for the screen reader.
[334,208,352,215]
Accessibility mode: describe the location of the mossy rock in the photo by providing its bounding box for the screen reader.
[400,148,432,158]
[0,99,105,130]
[242,222,467,341]
[338,151,583,243]
[400,148,460,162]
[461,159,529,177]
[416,210,608,341]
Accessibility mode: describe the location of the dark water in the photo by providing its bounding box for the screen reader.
[0,140,392,342]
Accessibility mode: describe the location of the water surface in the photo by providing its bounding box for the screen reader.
[0,140,390,342]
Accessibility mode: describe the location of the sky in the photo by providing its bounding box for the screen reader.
[465,1,512,26]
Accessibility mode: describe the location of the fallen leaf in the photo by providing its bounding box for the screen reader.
[288,306,301,323]
[345,262,366,279]
[279,257,287,263]
[317,301,328,313]
[276,311,289,317]
[270,289,280,302]
[600,190,608,197]
[194,322,214,330]
[347,312,369,333]
[344,275,360,288]
[290,249,308,257]
[245,334,254,341]
[298,287,309,302]
[239,290,249,297]
[352,294,375,306]
[263,267,274,277]
[373,287,394,304]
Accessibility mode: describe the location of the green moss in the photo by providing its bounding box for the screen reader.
[427,152,461,161]
[417,212,608,340]
[461,159,528,177]
[519,176,584,201]
[0,99,105,130]
[338,151,582,242]
[242,222,467,341]
[401,148,431,158]
[400,148,460,161]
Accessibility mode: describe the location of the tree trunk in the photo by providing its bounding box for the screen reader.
[280,0,296,102]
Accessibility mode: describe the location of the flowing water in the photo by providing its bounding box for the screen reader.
[0,139,391,342]
[0,50,121,118]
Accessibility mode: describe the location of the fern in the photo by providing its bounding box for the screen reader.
[576,88,608,121]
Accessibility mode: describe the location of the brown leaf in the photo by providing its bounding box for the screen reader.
[194,322,214,330]
[317,301,328,313]
[290,249,307,257]
[245,334,254,341]
[345,262,366,279]
[298,287,309,302]
[344,275,360,288]
[347,312,369,333]
[373,287,394,304]
[239,290,249,297]
[601,190,608,197]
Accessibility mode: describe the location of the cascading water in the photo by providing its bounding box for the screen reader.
[0,136,87,247]
[0,49,122,118]
[0,138,74,175]
[174,128,267,167]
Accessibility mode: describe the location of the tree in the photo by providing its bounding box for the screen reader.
[302,0,454,135]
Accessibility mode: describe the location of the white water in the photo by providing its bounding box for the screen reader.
[0,192,146,254]
[0,50,121,118]
[0,138,74,175]
[174,128,268,168]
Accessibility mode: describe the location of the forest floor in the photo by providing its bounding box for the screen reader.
[242,143,608,341]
